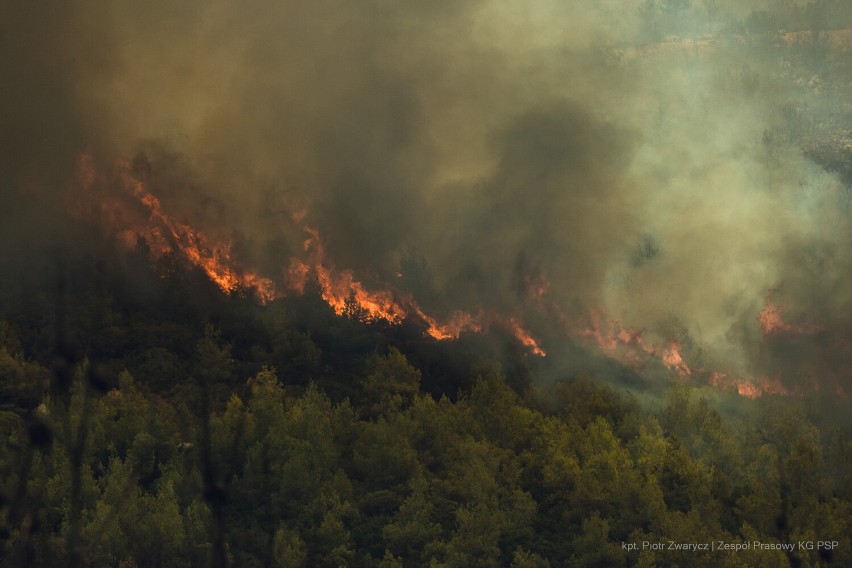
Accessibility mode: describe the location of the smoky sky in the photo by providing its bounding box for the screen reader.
[3,1,852,389]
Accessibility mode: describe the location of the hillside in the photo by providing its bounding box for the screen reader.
[0,245,850,567]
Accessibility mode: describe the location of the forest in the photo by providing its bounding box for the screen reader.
[3,0,852,566]
[0,238,849,567]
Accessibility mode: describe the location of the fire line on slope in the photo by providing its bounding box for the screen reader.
[71,153,547,355]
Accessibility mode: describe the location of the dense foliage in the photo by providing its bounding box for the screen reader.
[0,247,850,568]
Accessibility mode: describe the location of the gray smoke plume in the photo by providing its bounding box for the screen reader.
[3,1,851,393]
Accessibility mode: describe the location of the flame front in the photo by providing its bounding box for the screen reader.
[661,342,690,377]
[74,154,276,302]
[289,228,518,345]
[709,372,790,399]
[290,227,408,323]
[758,295,822,336]
[414,308,483,341]
[508,318,547,357]
[70,154,846,390]
[578,311,690,377]
[72,154,547,355]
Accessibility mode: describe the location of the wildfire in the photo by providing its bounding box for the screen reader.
[288,228,545,350]
[573,308,846,400]
[577,311,690,377]
[291,227,457,330]
[74,154,276,302]
[413,308,483,341]
[61,156,852,387]
[287,228,546,353]
[71,153,548,355]
[661,342,691,377]
[758,296,822,336]
[508,318,547,357]
[709,372,789,399]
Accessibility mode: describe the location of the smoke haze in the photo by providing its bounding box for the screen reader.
[3,1,851,393]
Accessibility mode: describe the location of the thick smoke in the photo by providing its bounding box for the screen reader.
[3,1,851,392]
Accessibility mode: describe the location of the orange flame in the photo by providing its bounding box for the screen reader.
[64,155,852,385]
[289,227,415,324]
[74,154,276,302]
[577,311,690,377]
[710,372,789,399]
[71,153,549,354]
[289,227,505,344]
[508,318,546,357]
[758,296,822,336]
[661,342,690,377]
[414,307,483,340]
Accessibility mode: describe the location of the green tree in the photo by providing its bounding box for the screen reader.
[382,475,443,565]
[570,514,626,568]
[361,348,421,418]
